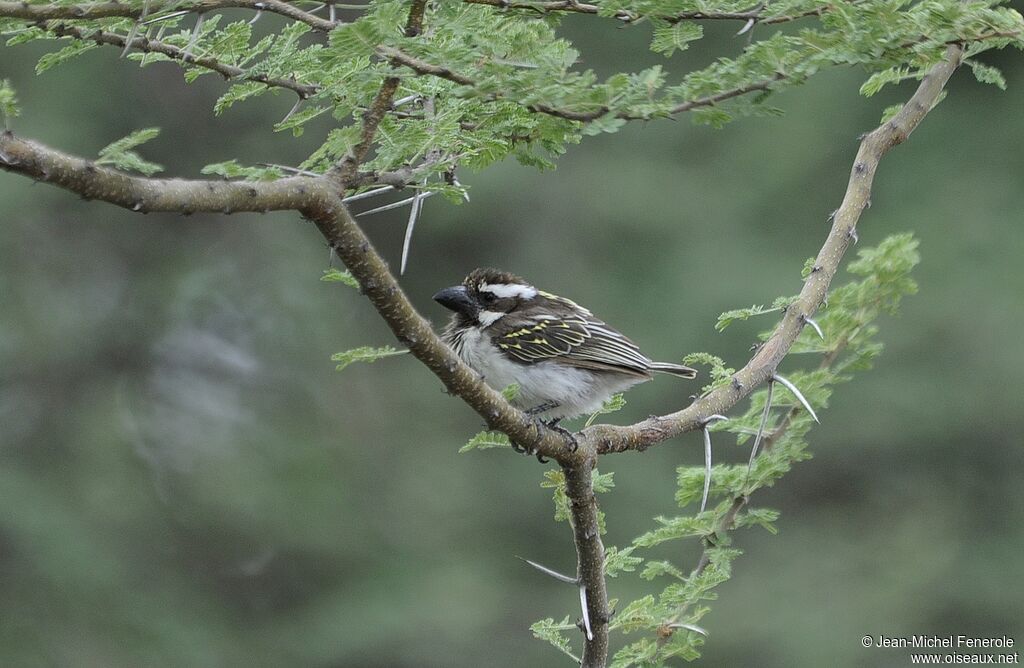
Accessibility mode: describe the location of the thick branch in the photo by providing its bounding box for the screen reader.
[0,128,575,462]
[0,0,336,32]
[379,46,783,123]
[299,192,574,457]
[586,43,965,455]
[0,131,322,212]
[563,462,610,668]
[43,22,319,98]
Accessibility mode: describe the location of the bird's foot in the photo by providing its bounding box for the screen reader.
[525,401,560,416]
[535,418,577,453]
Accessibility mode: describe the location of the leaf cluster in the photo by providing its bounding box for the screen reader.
[3,0,1020,189]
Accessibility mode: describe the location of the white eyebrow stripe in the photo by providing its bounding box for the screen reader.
[480,283,537,299]
[477,310,506,326]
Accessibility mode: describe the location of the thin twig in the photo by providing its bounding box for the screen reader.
[0,0,337,31]
[44,23,318,98]
[380,46,784,123]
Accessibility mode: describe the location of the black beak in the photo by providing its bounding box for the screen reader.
[433,285,475,314]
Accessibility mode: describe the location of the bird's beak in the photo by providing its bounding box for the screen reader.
[433,285,475,314]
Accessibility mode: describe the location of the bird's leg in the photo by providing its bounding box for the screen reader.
[525,401,560,416]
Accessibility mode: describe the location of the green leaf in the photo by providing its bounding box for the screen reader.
[321,268,359,288]
[584,393,625,427]
[736,507,781,534]
[715,304,782,331]
[651,21,703,57]
[605,545,642,578]
[331,345,407,371]
[880,104,904,124]
[540,469,570,523]
[967,60,1007,90]
[96,128,163,176]
[640,559,685,581]
[459,431,510,453]
[530,616,579,662]
[860,67,909,98]
[501,383,520,402]
[36,41,97,75]
[274,104,330,137]
[200,160,284,181]
[0,79,18,124]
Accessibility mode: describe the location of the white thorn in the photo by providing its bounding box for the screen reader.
[392,94,421,108]
[121,0,150,57]
[736,17,756,35]
[182,12,205,62]
[342,185,394,203]
[804,316,825,340]
[668,622,709,637]
[280,97,303,124]
[257,163,322,177]
[747,379,774,472]
[578,585,594,641]
[772,374,820,423]
[700,425,713,514]
[451,174,470,202]
[355,190,435,217]
[400,185,427,275]
[141,9,189,25]
[516,556,578,585]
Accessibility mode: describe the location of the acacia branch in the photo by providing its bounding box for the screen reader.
[563,462,610,667]
[463,0,832,26]
[378,45,783,123]
[0,128,574,460]
[38,21,319,98]
[585,43,965,456]
[0,0,337,32]
[333,0,429,182]
[0,131,322,212]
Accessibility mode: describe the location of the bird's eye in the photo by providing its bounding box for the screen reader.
[480,291,497,304]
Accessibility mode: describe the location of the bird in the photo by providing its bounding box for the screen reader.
[433,268,697,423]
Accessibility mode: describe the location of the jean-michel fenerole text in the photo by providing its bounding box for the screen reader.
[873,636,1015,649]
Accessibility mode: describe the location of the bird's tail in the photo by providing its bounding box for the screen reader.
[649,362,698,379]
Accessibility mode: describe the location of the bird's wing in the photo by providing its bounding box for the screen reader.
[494,315,652,377]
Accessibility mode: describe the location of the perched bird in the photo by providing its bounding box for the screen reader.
[434,268,697,422]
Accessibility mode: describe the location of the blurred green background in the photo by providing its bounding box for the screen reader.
[2,11,1023,667]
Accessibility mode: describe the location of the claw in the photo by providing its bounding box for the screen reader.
[545,421,578,453]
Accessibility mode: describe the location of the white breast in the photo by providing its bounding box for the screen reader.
[455,328,649,420]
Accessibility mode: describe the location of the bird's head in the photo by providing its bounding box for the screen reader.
[433,268,538,327]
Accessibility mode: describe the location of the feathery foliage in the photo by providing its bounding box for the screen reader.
[525,233,921,663]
